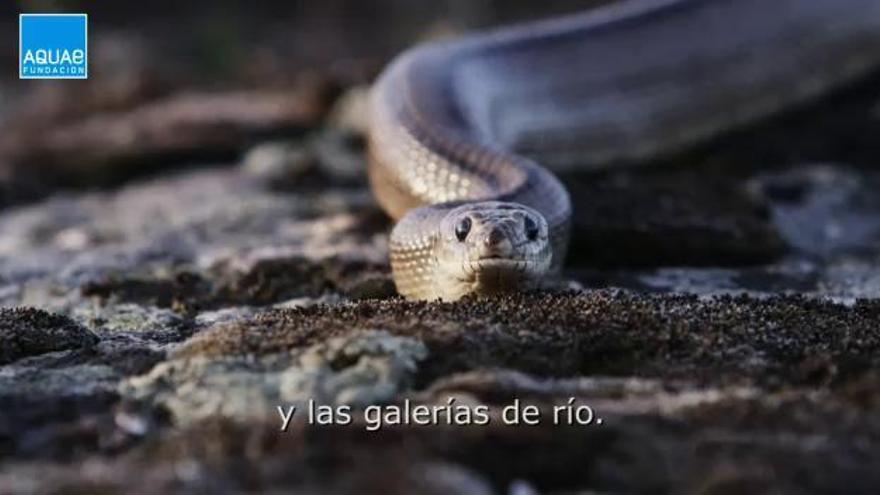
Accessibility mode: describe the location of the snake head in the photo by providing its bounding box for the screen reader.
[435,201,552,299]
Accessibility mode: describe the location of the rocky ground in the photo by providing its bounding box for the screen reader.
[4,3,880,494]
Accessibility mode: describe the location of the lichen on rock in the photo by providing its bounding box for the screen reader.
[122,329,427,424]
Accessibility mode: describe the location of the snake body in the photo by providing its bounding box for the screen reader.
[368,0,880,301]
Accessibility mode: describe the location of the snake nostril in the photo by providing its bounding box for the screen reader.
[486,227,505,246]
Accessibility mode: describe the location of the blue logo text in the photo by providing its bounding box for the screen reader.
[19,14,88,79]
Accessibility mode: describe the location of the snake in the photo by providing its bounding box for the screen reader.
[366,0,880,301]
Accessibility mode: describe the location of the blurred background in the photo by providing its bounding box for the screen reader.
[0,0,600,203]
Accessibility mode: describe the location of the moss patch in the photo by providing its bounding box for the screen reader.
[0,308,99,365]
[177,291,880,388]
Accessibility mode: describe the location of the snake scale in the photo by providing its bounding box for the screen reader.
[367,0,880,301]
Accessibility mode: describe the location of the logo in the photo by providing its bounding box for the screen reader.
[19,14,88,79]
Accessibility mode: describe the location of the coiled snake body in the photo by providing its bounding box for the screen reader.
[368,0,880,301]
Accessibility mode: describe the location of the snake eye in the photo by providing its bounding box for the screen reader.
[455,217,471,242]
[524,216,539,241]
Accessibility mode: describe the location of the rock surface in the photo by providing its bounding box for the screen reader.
[0,308,98,365]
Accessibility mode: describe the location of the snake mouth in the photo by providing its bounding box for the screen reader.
[475,257,526,266]
[463,257,542,294]
[473,254,531,267]
[466,257,538,279]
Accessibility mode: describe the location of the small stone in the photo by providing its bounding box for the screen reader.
[312,128,366,182]
[241,140,316,188]
[327,85,370,135]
